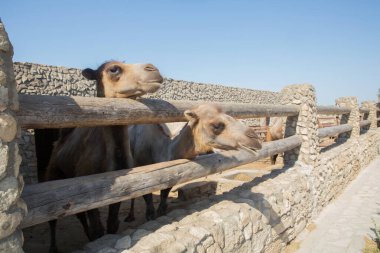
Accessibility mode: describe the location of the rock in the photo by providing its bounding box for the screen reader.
[0,176,20,212]
[0,113,17,142]
[114,236,131,250]
[0,144,8,180]
[84,234,122,252]
[131,229,150,241]
[95,247,118,253]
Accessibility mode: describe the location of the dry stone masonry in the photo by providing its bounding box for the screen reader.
[336,97,360,139]
[362,100,377,130]
[279,84,318,168]
[0,21,27,253]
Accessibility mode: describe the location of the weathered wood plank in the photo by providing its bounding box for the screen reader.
[359,120,371,127]
[317,105,351,115]
[317,124,352,139]
[17,95,300,129]
[21,135,302,228]
[359,108,370,114]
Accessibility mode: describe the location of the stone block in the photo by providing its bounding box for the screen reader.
[0,176,20,212]
[84,234,121,252]
[133,232,175,251]
[0,144,8,180]
[131,229,150,241]
[0,230,23,253]
[0,113,17,142]
[0,204,25,240]
[114,235,131,250]
[95,247,118,253]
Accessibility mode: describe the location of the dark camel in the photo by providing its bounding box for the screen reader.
[45,61,163,253]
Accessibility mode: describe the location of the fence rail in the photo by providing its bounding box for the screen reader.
[21,135,302,228]
[360,120,372,128]
[17,94,300,129]
[360,108,370,114]
[316,106,351,115]
[317,124,353,139]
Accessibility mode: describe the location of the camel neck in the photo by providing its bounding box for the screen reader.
[169,124,197,160]
[110,125,129,170]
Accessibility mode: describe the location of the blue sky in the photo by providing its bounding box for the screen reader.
[2,1,379,105]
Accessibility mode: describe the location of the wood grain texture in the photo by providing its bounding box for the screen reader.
[317,106,351,115]
[359,120,371,127]
[317,124,352,139]
[17,94,300,129]
[21,135,302,228]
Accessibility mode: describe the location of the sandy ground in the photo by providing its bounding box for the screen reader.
[23,197,161,253]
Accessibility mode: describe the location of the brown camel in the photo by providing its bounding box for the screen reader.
[125,104,262,222]
[265,117,284,164]
[45,61,163,253]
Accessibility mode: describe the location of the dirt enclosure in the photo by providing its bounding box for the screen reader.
[23,159,282,253]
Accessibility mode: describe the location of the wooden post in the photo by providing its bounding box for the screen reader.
[0,20,26,252]
[335,97,360,139]
[280,84,319,168]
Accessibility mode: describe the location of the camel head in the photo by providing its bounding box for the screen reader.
[184,104,262,154]
[82,61,163,98]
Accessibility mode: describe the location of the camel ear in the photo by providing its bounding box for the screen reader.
[184,110,199,121]
[82,68,97,80]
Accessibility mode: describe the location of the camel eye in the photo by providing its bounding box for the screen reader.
[108,66,121,75]
[211,122,225,134]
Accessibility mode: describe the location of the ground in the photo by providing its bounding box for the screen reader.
[22,159,280,253]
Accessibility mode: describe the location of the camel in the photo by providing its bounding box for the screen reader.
[265,117,284,164]
[45,61,163,253]
[124,104,263,222]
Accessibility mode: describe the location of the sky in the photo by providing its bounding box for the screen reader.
[2,0,379,105]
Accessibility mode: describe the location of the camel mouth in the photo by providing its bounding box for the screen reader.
[138,80,163,86]
[116,89,145,97]
[116,83,161,97]
[238,144,259,155]
[208,142,237,151]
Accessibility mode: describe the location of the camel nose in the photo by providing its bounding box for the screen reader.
[144,64,158,72]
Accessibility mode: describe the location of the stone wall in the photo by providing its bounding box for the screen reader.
[13,62,280,103]
[0,21,26,253]
[76,128,380,253]
[13,62,280,184]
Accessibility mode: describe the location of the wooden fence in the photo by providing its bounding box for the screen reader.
[17,94,377,228]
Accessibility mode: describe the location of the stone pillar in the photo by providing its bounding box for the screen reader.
[0,20,27,253]
[280,84,319,168]
[336,97,360,139]
[361,101,377,130]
